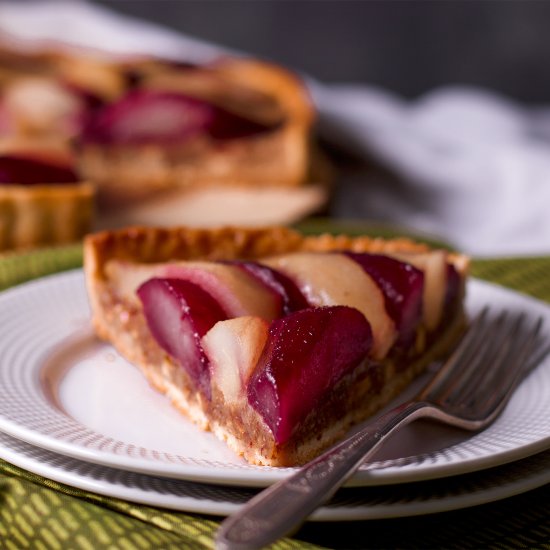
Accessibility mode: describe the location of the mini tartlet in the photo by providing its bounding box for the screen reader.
[0,147,93,251]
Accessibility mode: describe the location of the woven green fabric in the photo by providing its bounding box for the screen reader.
[1,239,550,550]
[0,244,82,292]
[472,255,550,304]
[0,461,217,550]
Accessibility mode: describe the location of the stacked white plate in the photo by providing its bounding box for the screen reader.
[0,271,549,520]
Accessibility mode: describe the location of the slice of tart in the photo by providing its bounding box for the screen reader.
[84,226,469,466]
[0,146,94,250]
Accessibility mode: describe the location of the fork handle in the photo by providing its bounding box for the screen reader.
[216,400,428,550]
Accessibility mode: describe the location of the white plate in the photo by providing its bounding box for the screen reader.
[2,429,550,521]
[0,270,549,488]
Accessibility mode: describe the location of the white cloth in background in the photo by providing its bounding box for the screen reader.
[312,83,550,256]
[1,0,549,257]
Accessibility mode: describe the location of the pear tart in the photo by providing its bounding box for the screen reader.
[0,150,93,250]
[1,43,331,228]
[77,58,325,205]
[84,226,469,466]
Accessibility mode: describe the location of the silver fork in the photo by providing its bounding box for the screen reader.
[215,308,549,550]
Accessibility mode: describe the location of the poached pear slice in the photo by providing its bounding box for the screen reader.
[106,260,281,321]
[247,306,372,445]
[137,277,227,397]
[263,252,395,359]
[81,88,276,145]
[227,260,309,316]
[346,253,424,346]
[203,316,270,404]
[389,250,449,331]
[163,262,281,321]
[0,154,78,185]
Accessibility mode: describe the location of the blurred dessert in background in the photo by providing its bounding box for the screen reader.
[0,39,332,248]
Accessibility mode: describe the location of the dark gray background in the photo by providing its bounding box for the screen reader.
[94,0,550,104]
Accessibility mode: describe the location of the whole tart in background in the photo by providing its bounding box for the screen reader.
[0,41,333,233]
[77,56,333,228]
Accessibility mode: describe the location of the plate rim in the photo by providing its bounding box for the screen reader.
[0,269,549,488]
[1,428,550,521]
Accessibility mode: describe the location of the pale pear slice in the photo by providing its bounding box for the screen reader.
[105,259,280,321]
[105,261,161,304]
[4,76,83,136]
[263,252,396,359]
[203,316,269,404]
[389,250,448,331]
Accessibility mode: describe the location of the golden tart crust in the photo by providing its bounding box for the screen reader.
[0,181,94,251]
[0,142,95,251]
